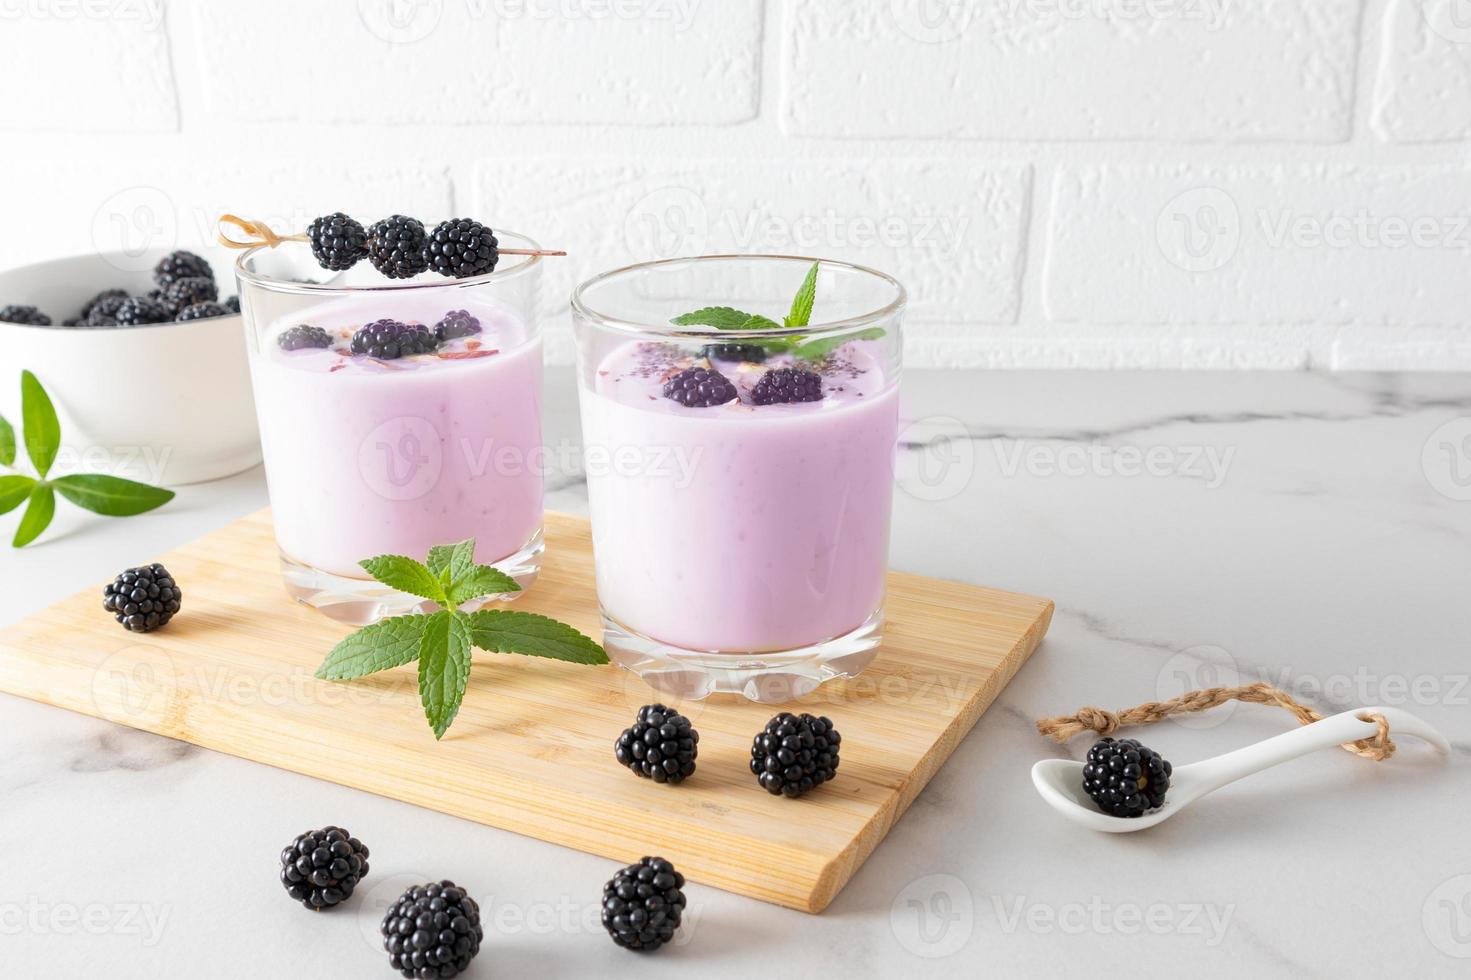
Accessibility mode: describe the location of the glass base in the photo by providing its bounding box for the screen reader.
[601,607,884,704]
[280,528,544,626]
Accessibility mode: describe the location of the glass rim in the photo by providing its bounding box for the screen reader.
[234,229,545,296]
[570,253,907,340]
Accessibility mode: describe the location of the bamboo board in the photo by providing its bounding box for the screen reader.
[0,509,1052,913]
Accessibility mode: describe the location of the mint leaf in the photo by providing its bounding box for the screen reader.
[0,414,14,467]
[0,474,34,515]
[20,370,61,479]
[784,261,820,328]
[793,327,886,362]
[359,555,446,605]
[52,474,174,516]
[465,609,608,665]
[425,543,457,577]
[418,610,472,739]
[315,613,428,680]
[427,538,475,579]
[12,483,54,547]
[447,565,521,606]
[671,306,760,329]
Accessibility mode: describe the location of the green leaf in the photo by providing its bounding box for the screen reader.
[0,474,34,515]
[784,261,820,328]
[315,614,429,680]
[0,414,14,467]
[12,482,54,547]
[792,327,886,363]
[465,609,608,665]
[20,370,61,478]
[671,306,760,329]
[734,314,782,331]
[418,610,472,739]
[51,473,174,516]
[359,554,446,605]
[447,565,521,606]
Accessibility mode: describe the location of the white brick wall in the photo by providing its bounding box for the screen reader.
[2,0,1469,370]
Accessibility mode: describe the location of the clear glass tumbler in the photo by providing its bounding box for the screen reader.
[235,235,546,625]
[571,255,904,702]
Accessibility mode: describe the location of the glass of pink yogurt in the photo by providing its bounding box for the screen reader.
[571,255,904,702]
[236,235,546,624]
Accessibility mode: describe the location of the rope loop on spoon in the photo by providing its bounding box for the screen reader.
[1036,682,1395,761]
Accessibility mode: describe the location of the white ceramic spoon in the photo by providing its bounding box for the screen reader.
[1031,706,1450,833]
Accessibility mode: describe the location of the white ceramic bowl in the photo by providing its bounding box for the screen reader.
[0,249,260,485]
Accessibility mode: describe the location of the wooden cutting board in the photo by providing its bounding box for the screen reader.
[0,509,1052,913]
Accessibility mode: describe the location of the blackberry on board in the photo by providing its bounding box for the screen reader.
[750,367,823,405]
[661,366,737,408]
[113,297,172,326]
[307,212,369,271]
[366,215,429,280]
[278,826,370,911]
[0,304,51,326]
[176,301,231,322]
[277,324,334,351]
[380,880,483,978]
[750,712,841,798]
[702,342,767,363]
[434,309,482,343]
[350,319,438,359]
[601,856,686,952]
[615,704,699,784]
[153,249,214,287]
[1082,737,1171,818]
[424,218,499,279]
[102,564,181,633]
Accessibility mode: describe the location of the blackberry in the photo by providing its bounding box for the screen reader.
[750,367,823,405]
[351,319,438,359]
[85,314,118,327]
[153,249,213,287]
[662,367,736,408]
[113,297,171,326]
[279,826,370,911]
[381,880,483,978]
[176,301,231,321]
[160,275,217,313]
[424,218,498,279]
[81,288,128,318]
[1082,737,1172,818]
[0,304,51,326]
[366,214,429,280]
[703,342,767,363]
[61,316,83,327]
[278,324,334,351]
[615,704,699,784]
[224,295,240,314]
[750,712,841,798]
[601,857,686,952]
[102,563,181,633]
[307,212,369,271]
[434,309,481,343]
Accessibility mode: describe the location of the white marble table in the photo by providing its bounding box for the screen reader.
[2,369,1467,978]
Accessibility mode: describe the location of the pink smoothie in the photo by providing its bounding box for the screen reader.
[580,341,898,652]
[249,297,543,579]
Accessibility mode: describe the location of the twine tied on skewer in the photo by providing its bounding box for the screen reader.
[214,213,566,257]
[1036,682,1395,761]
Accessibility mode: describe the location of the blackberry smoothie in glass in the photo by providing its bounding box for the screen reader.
[572,256,904,701]
[236,233,546,624]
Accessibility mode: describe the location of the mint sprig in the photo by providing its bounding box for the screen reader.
[314,540,608,739]
[671,261,885,362]
[1,370,175,547]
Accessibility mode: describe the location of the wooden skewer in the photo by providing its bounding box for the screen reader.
[215,213,566,257]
